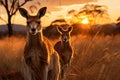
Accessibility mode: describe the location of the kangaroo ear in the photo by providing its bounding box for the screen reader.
[67,26,73,32]
[19,8,29,19]
[57,26,63,34]
[37,7,47,18]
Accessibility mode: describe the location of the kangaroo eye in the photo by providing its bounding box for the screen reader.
[36,21,40,24]
[27,22,30,25]
[37,22,40,24]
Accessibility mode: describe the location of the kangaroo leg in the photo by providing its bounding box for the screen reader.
[61,68,64,80]
[48,53,60,80]
[40,62,48,80]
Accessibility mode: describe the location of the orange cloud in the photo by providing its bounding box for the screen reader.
[31,0,98,11]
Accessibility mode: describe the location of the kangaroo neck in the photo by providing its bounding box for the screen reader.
[27,31,43,46]
[61,40,70,48]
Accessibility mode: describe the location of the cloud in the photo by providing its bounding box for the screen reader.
[57,0,97,5]
[33,0,98,11]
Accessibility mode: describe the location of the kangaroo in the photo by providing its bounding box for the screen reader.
[19,7,60,80]
[54,26,73,79]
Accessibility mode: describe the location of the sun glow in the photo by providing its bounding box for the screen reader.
[81,18,89,24]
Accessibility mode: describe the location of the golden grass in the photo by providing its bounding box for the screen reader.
[64,35,120,80]
[0,37,25,71]
[0,35,120,80]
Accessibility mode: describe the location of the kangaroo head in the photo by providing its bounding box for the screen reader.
[57,26,73,42]
[19,7,47,35]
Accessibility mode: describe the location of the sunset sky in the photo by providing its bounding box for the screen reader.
[0,0,120,27]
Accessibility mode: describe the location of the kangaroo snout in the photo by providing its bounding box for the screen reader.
[31,28,36,32]
[30,28,36,35]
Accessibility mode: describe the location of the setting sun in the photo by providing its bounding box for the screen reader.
[81,18,89,24]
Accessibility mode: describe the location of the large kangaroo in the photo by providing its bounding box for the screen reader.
[19,7,60,80]
[54,26,73,79]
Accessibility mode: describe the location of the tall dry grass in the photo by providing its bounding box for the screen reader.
[0,35,120,80]
[64,35,120,80]
[0,37,26,71]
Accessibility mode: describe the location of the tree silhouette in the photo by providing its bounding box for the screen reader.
[0,0,32,37]
[117,17,120,22]
[79,4,110,25]
[116,17,120,26]
[68,4,110,25]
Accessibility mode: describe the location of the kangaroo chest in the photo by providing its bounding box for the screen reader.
[30,48,42,65]
[25,44,49,66]
[61,49,72,56]
[59,47,72,65]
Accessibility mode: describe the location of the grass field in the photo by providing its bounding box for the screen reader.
[0,35,120,80]
[65,35,120,80]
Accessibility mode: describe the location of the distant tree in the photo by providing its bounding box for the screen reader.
[0,0,32,37]
[79,4,110,25]
[51,19,67,25]
[116,16,120,27]
[68,4,110,25]
[117,17,120,22]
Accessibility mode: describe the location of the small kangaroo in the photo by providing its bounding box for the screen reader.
[19,7,60,80]
[54,26,73,79]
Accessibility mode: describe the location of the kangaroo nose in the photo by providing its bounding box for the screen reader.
[31,28,36,32]
[64,38,67,41]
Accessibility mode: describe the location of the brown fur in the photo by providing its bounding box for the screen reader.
[54,26,73,79]
[19,7,60,80]
[0,71,24,80]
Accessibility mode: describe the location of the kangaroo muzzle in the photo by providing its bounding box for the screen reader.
[30,28,37,35]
